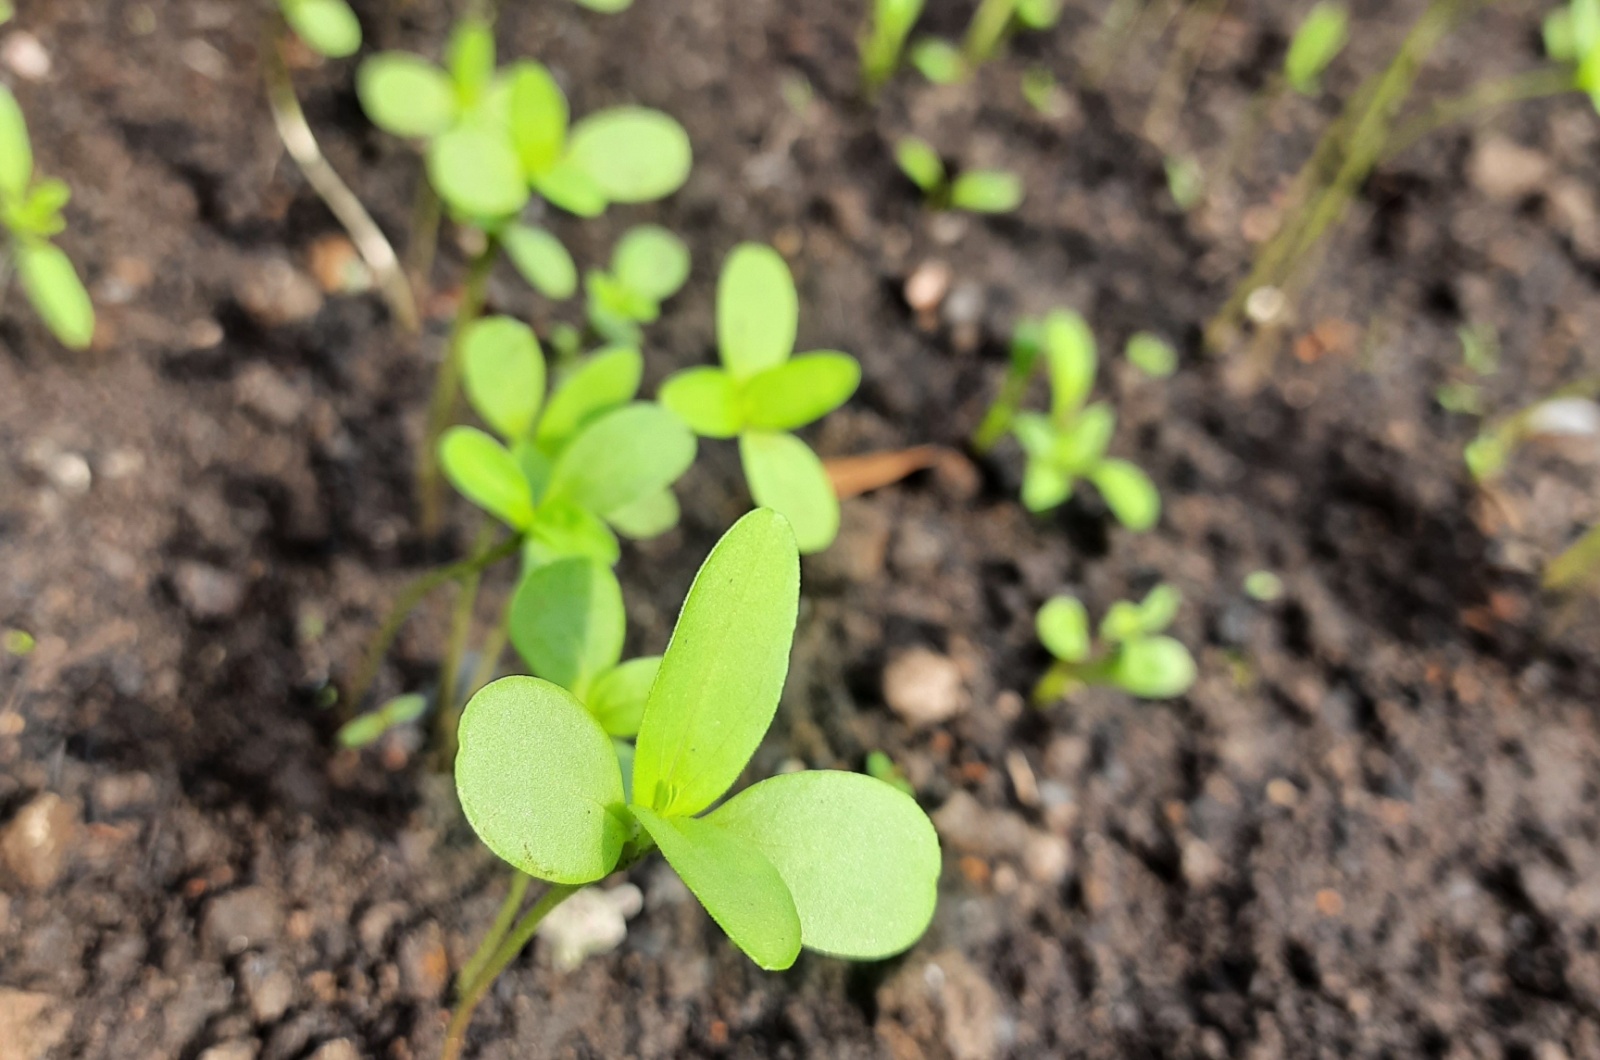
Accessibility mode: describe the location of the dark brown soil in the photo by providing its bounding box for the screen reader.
[4,0,1600,1057]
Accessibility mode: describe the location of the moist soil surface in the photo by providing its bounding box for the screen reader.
[5,0,1600,1057]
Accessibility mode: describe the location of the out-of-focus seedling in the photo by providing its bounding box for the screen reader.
[445,511,940,1058]
[0,86,94,350]
[585,224,691,343]
[1437,322,1499,417]
[1125,332,1178,378]
[337,693,428,748]
[894,137,1024,215]
[1164,154,1205,211]
[865,750,916,797]
[861,0,926,95]
[909,38,969,84]
[659,244,860,553]
[1033,585,1196,704]
[907,0,1060,84]
[1284,3,1350,96]
[279,0,361,58]
[1243,570,1284,602]
[1545,0,1600,110]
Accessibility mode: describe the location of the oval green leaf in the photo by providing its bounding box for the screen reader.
[284,0,362,59]
[1021,457,1071,513]
[357,53,457,139]
[537,346,644,450]
[1036,596,1090,663]
[439,426,536,529]
[909,38,967,84]
[1125,332,1177,378]
[949,170,1022,214]
[1043,309,1096,417]
[456,676,627,883]
[17,240,94,350]
[566,107,692,204]
[0,84,32,198]
[502,223,578,300]
[426,126,529,221]
[462,316,545,441]
[717,243,798,379]
[587,656,661,738]
[1135,583,1181,633]
[1111,635,1196,699]
[533,160,608,218]
[1090,458,1160,532]
[612,224,691,303]
[708,770,941,960]
[632,509,800,817]
[525,499,621,568]
[742,353,861,432]
[507,61,568,177]
[445,16,495,107]
[605,488,680,540]
[740,432,839,554]
[895,137,945,194]
[659,367,742,439]
[509,557,625,696]
[545,403,697,517]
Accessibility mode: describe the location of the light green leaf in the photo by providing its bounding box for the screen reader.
[1284,3,1349,95]
[895,138,946,194]
[708,770,940,960]
[606,488,680,540]
[426,126,529,220]
[357,54,457,139]
[446,16,496,107]
[506,61,569,177]
[659,367,743,439]
[1042,309,1096,417]
[1015,0,1062,29]
[718,243,798,379]
[11,179,69,238]
[586,269,656,335]
[613,224,691,303]
[909,38,967,84]
[537,346,643,449]
[1036,596,1090,663]
[1135,584,1180,633]
[1053,402,1115,472]
[337,693,428,748]
[1090,458,1160,531]
[1126,332,1177,378]
[0,85,32,199]
[949,170,1022,214]
[572,0,634,10]
[739,432,840,554]
[462,316,545,441]
[284,0,362,59]
[742,353,861,432]
[502,224,578,300]
[1547,7,1577,62]
[1099,600,1143,643]
[439,426,536,529]
[566,107,692,203]
[587,656,660,738]
[630,805,801,970]
[633,509,800,817]
[525,499,621,567]
[533,160,608,218]
[456,676,627,884]
[1011,412,1056,457]
[1021,458,1071,513]
[1111,635,1196,699]
[546,403,697,516]
[17,240,94,350]
[509,557,625,696]
[513,437,554,501]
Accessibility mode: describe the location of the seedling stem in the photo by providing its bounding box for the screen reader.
[420,240,499,536]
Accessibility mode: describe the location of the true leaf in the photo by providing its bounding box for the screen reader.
[284,0,362,60]
[427,126,529,220]
[357,54,457,139]
[574,0,634,10]
[16,240,94,350]
[532,160,609,218]
[0,84,32,199]
[612,225,691,303]
[1053,403,1115,471]
[718,244,798,379]
[507,61,569,177]
[605,488,681,540]
[587,656,661,738]
[1015,0,1062,29]
[949,170,1023,214]
[502,223,578,300]
[1135,584,1181,634]
[1036,596,1090,663]
[632,509,800,817]
[895,138,946,194]
[456,676,627,884]
[1126,332,1177,378]
[659,367,743,438]
[1111,635,1196,699]
[537,346,643,449]
[15,178,70,238]
[439,426,536,529]
[1011,412,1055,457]
[566,107,692,203]
[1090,458,1160,531]
[446,16,496,108]
[630,806,802,971]
[708,770,940,959]
[1042,309,1096,418]
[525,499,621,567]
[1099,601,1143,644]
[1284,3,1349,95]
[1020,458,1071,513]
[738,432,840,555]
[462,316,545,441]
[545,403,697,517]
[509,557,625,696]
[742,353,861,432]
[909,38,967,84]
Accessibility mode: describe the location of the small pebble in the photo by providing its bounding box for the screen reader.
[202,886,284,954]
[0,793,78,891]
[173,562,247,622]
[1,31,51,80]
[537,884,643,971]
[198,1043,260,1060]
[234,255,324,327]
[882,648,967,728]
[1469,135,1551,202]
[904,261,952,314]
[307,1040,360,1060]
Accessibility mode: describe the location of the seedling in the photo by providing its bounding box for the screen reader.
[1164,154,1205,211]
[337,693,428,748]
[861,0,926,95]
[909,0,1060,84]
[1125,331,1178,378]
[865,750,916,797]
[585,224,691,344]
[1243,570,1284,602]
[1436,322,1499,417]
[440,315,697,565]
[447,511,940,1055]
[894,138,1024,215]
[1033,585,1196,704]
[659,243,860,554]
[1545,0,1600,110]
[1283,3,1349,96]
[909,39,969,85]
[279,0,361,59]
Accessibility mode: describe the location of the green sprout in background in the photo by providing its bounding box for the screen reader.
[1125,331,1179,378]
[1283,3,1350,96]
[337,692,428,749]
[1243,570,1284,602]
[865,750,916,797]
[894,137,1024,215]
[861,0,926,95]
[585,224,691,344]
[447,510,940,1055]
[279,0,362,58]
[0,86,94,350]
[1033,584,1196,704]
[660,243,860,554]
[908,0,1062,84]
[1545,0,1600,109]
[1436,322,1499,417]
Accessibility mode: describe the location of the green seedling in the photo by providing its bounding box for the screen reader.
[659,244,860,554]
[571,0,634,11]
[357,16,691,294]
[894,138,1024,215]
[1437,322,1500,417]
[0,1,14,25]
[1546,0,1600,110]
[861,0,926,95]
[1243,570,1284,602]
[990,310,1160,529]
[907,0,1060,83]
[909,39,969,85]
[2,628,35,656]
[865,750,916,797]
[0,86,94,350]
[1164,154,1205,211]
[585,224,691,344]
[440,315,696,565]
[1033,585,1196,704]
[279,0,361,59]
[448,511,940,1048]
[1125,331,1178,378]
[338,693,428,748]
[1021,67,1065,116]
[1283,3,1349,96]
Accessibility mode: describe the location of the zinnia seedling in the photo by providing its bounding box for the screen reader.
[659,243,861,553]
[585,224,691,344]
[1033,584,1196,704]
[449,510,939,1046]
[0,85,94,350]
[860,0,926,94]
[1283,3,1349,96]
[279,0,361,59]
[894,137,1024,215]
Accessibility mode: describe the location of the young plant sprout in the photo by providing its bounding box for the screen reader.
[894,138,1024,215]
[659,243,861,554]
[865,750,916,797]
[585,224,691,344]
[447,511,940,1056]
[908,0,1061,84]
[909,38,969,85]
[1125,331,1178,378]
[861,0,926,95]
[441,315,696,565]
[978,310,1160,530]
[0,86,94,350]
[1545,0,1600,109]
[1033,585,1196,704]
[1283,3,1350,96]
[1436,322,1499,417]
[337,693,428,748]
[278,0,361,59]
[1243,570,1284,602]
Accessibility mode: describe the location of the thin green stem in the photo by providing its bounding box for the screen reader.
[1383,66,1575,162]
[418,240,498,537]
[972,339,1041,452]
[433,522,495,764]
[405,178,443,303]
[456,871,531,994]
[466,611,510,701]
